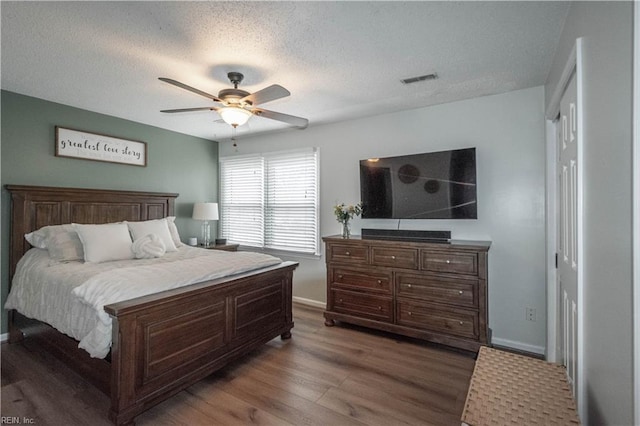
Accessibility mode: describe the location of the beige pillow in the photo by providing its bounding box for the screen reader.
[47,228,84,262]
[24,224,84,262]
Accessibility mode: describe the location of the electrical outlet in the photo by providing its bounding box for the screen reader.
[526,307,536,322]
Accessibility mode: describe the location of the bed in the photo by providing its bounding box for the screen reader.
[5,185,298,425]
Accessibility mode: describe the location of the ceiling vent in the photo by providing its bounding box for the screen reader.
[401,73,438,85]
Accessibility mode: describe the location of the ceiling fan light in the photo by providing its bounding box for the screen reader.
[219,107,252,126]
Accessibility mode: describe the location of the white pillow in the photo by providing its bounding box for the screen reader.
[73,223,134,263]
[126,219,177,252]
[25,229,48,249]
[166,216,184,248]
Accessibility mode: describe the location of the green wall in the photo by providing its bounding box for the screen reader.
[1,90,219,334]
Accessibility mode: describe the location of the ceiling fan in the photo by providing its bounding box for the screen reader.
[159,72,308,129]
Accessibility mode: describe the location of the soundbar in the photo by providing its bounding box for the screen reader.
[361,228,451,242]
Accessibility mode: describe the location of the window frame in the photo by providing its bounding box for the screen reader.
[219,147,320,256]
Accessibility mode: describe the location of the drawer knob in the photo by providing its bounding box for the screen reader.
[459,321,464,325]
[458,290,463,295]
[391,255,396,260]
[339,299,343,303]
[378,306,382,311]
[377,280,382,284]
[345,251,351,256]
[446,260,451,264]
[407,284,412,288]
[408,311,412,316]
[338,274,343,279]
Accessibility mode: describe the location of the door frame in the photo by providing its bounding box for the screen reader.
[632,3,639,424]
[545,38,585,418]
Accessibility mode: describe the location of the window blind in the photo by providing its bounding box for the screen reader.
[220,148,319,255]
[219,155,264,248]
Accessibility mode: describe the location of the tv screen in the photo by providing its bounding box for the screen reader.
[360,147,477,219]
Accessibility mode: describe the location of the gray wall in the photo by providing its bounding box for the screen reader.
[1,90,219,334]
[545,2,634,424]
[220,86,548,354]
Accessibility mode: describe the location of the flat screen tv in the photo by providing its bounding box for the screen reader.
[360,147,477,219]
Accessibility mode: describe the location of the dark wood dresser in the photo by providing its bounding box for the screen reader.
[323,235,491,352]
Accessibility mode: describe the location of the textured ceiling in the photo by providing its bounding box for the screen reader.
[1,1,570,141]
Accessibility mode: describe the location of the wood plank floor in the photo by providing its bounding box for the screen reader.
[1,304,476,425]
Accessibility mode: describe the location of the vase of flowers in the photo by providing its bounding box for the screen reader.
[341,221,351,239]
[334,203,362,239]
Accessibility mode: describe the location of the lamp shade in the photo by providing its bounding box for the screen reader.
[192,202,219,221]
[219,106,252,127]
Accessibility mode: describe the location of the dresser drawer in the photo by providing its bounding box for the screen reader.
[397,300,479,339]
[331,289,393,322]
[421,251,478,276]
[328,244,369,264]
[396,273,477,308]
[371,247,418,269]
[331,266,392,293]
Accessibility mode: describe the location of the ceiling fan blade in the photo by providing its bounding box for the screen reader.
[160,106,219,113]
[159,78,222,102]
[241,85,290,106]
[253,108,308,129]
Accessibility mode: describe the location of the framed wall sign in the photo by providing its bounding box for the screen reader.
[55,126,147,167]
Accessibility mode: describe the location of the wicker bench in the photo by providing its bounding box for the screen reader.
[461,346,580,425]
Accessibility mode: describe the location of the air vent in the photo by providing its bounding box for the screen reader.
[401,73,438,85]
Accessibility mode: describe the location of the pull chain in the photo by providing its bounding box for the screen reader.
[231,124,238,151]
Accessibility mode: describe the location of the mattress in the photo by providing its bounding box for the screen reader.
[5,246,282,358]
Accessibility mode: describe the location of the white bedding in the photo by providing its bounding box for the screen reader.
[4,246,282,358]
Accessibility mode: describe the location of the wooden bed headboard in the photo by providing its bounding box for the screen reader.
[6,185,178,279]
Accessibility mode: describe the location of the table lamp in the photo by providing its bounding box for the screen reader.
[192,202,219,247]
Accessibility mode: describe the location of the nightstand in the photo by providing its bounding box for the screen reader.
[202,243,239,252]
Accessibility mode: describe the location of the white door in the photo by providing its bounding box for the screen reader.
[557,72,579,396]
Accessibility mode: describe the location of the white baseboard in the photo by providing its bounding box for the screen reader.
[292,296,326,310]
[1,333,9,343]
[492,337,546,356]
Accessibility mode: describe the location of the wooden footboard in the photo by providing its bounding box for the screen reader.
[105,261,297,425]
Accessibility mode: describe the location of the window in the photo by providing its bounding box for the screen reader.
[220,148,319,255]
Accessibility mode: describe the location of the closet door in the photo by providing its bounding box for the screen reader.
[557,71,578,397]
